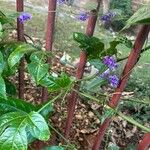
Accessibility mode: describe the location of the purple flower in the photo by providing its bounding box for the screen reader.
[101,15,111,22]
[57,0,65,4]
[103,56,118,70]
[19,12,32,23]
[108,75,119,88]
[100,12,116,23]
[77,12,88,21]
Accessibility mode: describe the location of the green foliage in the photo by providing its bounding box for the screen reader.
[124,144,136,150]
[124,4,150,29]
[110,0,132,16]
[84,77,106,92]
[0,42,36,77]
[28,53,49,84]
[27,51,72,91]
[0,95,56,148]
[0,47,4,62]
[26,111,50,141]
[0,111,50,150]
[118,111,150,132]
[100,41,119,56]
[38,102,53,119]
[8,43,37,68]
[73,32,90,49]
[115,35,133,48]
[73,32,121,59]
[0,95,52,150]
[40,73,72,92]
[89,59,106,71]
[110,0,133,30]
[87,37,104,59]
[4,79,16,96]
[0,23,2,37]
[0,42,39,99]
[0,42,18,76]
[0,75,6,99]
[0,11,14,25]
[101,106,115,123]
[0,97,36,114]
[73,32,104,58]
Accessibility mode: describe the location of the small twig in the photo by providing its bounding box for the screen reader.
[48,123,69,144]
[38,92,63,113]
[24,33,35,44]
[117,45,150,62]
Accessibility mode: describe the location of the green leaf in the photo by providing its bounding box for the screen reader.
[0,11,14,25]
[29,51,48,62]
[89,59,107,71]
[8,44,36,68]
[116,36,133,48]
[73,32,89,44]
[40,73,72,92]
[124,4,150,29]
[101,106,115,124]
[0,22,2,31]
[28,62,49,84]
[0,112,28,150]
[0,127,27,150]
[101,41,120,57]
[0,75,6,99]
[0,42,20,58]
[5,79,16,96]
[0,42,21,76]
[43,146,64,150]
[0,111,50,149]
[28,51,50,84]
[0,97,36,114]
[85,77,106,92]
[73,32,90,49]
[87,37,104,59]
[73,32,105,59]
[26,112,50,141]
[124,144,136,150]
[38,102,53,119]
[0,22,2,37]
[0,51,4,74]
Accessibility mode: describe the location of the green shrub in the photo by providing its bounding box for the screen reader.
[110,0,133,31]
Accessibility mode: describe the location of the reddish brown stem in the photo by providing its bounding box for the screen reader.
[16,0,25,99]
[64,10,98,139]
[92,118,111,150]
[42,0,57,102]
[92,25,150,150]
[137,133,150,150]
[36,1,57,149]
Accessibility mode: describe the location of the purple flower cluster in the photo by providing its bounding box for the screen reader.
[77,12,88,21]
[103,56,118,70]
[57,0,65,5]
[108,75,119,88]
[19,12,32,23]
[100,12,116,23]
[100,56,119,88]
